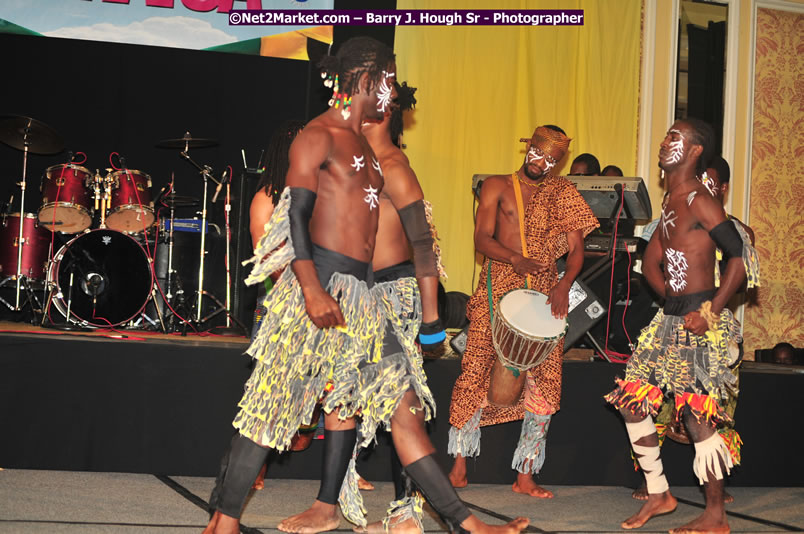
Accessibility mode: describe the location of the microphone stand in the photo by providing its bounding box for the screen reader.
[179,149,218,324]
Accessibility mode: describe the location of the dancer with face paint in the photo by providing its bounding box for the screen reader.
[631,154,759,505]
[447,126,598,498]
[605,119,750,533]
[203,36,391,534]
[351,81,528,534]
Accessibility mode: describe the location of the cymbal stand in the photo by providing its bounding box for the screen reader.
[179,148,219,323]
[12,127,32,309]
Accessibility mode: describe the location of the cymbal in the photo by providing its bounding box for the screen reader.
[156,134,218,149]
[0,115,64,154]
[161,193,199,208]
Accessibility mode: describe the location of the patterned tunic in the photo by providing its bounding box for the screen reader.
[449,174,598,429]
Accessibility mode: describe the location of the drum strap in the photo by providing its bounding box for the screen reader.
[487,174,532,321]
[511,173,531,289]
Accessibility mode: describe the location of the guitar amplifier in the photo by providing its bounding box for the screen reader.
[556,258,606,350]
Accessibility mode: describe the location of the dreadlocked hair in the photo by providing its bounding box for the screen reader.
[257,119,305,204]
[684,117,716,177]
[318,36,395,97]
[390,81,417,147]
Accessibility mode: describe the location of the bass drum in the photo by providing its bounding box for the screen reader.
[48,229,153,327]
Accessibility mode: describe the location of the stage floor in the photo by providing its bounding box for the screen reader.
[1,469,802,533]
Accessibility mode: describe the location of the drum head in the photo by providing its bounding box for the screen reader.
[52,230,153,326]
[498,289,567,339]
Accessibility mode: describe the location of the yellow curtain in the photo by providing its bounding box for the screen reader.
[395,0,641,293]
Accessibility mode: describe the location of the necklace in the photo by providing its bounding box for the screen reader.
[514,172,544,188]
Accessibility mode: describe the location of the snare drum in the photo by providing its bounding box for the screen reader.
[105,169,155,233]
[488,289,568,406]
[38,164,93,233]
[47,229,153,327]
[0,212,51,280]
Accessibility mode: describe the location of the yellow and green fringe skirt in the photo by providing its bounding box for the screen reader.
[339,276,436,527]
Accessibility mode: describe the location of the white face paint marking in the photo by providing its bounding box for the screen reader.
[363,185,379,210]
[376,71,394,112]
[700,172,719,196]
[371,157,383,177]
[666,247,689,292]
[687,191,697,206]
[351,155,365,172]
[661,206,677,239]
[665,129,685,165]
[526,146,556,172]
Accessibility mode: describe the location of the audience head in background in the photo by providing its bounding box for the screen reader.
[771,342,795,365]
[601,165,623,177]
[569,153,601,176]
[257,119,305,205]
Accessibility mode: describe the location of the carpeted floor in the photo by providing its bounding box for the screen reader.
[1,469,802,533]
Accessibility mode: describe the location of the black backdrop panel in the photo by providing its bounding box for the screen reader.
[0,32,312,325]
[2,333,803,488]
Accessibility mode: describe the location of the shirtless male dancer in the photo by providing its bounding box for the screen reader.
[605,118,748,534]
[208,37,528,534]
[631,154,759,504]
[448,126,598,498]
[203,36,390,534]
[353,81,467,533]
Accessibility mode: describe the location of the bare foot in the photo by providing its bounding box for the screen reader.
[448,455,468,488]
[357,475,375,491]
[511,473,553,498]
[203,510,239,534]
[278,500,340,533]
[353,516,421,534]
[669,511,729,533]
[621,491,677,529]
[460,515,529,534]
[632,482,648,501]
[252,464,267,490]
[723,490,734,504]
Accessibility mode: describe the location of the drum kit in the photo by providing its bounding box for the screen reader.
[0,115,245,334]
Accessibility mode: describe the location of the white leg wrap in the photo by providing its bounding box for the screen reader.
[626,418,669,494]
[693,432,733,485]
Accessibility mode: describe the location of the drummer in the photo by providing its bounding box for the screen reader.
[447,125,598,497]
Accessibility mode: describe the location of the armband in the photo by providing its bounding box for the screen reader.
[289,187,316,261]
[398,199,438,278]
[418,318,446,351]
[709,220,742,261]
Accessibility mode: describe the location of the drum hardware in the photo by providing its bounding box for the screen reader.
[0,115,64,311]
[157,132,242,333]
[209,169,247,336]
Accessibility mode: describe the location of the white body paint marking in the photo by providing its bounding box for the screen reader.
[351,155,365,172]
[371,157,383,177]
[666,247,689,292]
[363,185,379,210]
[687,191,697,206]
[661,207,677,239]
[700,172,719,196]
